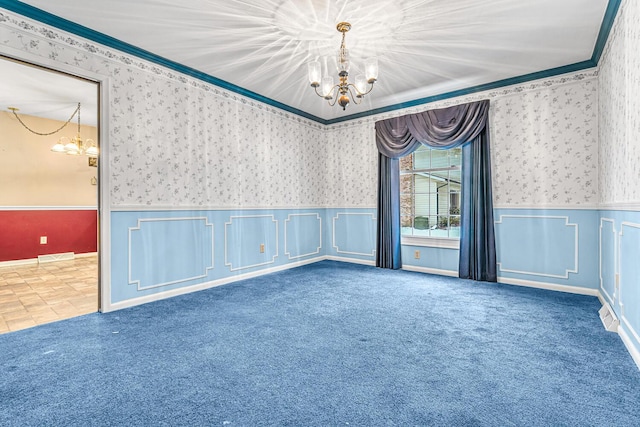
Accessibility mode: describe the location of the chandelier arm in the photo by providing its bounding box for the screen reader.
[313,85,324,98]
[349,82,375,98]
[347,86,363,105]
[313,84,341,100]
[9,104,80,136]
[326,89,340,107]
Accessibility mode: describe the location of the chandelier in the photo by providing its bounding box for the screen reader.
[307,22,379,110]
[8,102,98,157]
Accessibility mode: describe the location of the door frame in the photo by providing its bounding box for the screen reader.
[0,45,112,312]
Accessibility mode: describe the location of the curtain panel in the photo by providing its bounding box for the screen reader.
[374,100,497,282]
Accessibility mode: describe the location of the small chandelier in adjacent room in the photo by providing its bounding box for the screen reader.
[8,102,98,157]
[307,22,379,110]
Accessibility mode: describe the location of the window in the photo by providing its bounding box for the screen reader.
[400,145,462,239]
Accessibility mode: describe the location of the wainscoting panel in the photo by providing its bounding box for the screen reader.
[493,209,598,289]
[401,245,459,274]
[111,209,326,305]
[326,209,376,261]
[129,217,214,290]
[496,215,577,278]
[225,215,278,271]
[619,222,640,349]
[284,213,322,260]
[598,211,640,368]
[600,218,617,305]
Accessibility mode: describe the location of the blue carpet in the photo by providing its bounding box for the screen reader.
[2,261,640,426]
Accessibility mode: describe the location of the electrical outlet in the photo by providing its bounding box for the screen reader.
[414,250,420,259]
[260,243,265,253]
[40,236,47,244]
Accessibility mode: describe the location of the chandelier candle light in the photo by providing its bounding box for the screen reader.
[8,102,98,157]
[307,22,378,110]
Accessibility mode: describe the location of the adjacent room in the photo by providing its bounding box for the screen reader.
[1,0,639,425]
[0,58,100,332]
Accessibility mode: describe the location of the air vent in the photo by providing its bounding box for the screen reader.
[599,303,619,332]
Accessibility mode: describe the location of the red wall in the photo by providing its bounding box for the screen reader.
[0,210,97,262]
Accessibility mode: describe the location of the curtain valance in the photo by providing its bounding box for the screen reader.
[375,100,490,157]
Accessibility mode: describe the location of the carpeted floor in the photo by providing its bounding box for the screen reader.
[1,261,639,426]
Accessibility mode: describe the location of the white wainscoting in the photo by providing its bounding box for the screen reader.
[599,218,617,306]
[284,213,322,260]
[128,217,214,290]
[224,215,279,271]
[495,215,579,279]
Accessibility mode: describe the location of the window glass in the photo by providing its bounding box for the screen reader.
[400,146,462,238]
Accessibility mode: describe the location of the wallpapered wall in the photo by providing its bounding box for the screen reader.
[0,10,601,210]
[596,0,640,367]
[324,124,378,208]
[325,73,600,209]
[109,74,328,207]
[490,81,598,207]
[599,0,640,206]
[0,11,328,209]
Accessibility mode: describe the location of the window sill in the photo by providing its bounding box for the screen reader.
[402,236,460,249]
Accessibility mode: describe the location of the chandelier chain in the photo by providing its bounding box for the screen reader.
[10,103,80,136]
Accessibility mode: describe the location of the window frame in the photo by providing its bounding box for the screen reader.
[399,146,462,249]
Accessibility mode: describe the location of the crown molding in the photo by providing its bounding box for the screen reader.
[0,0,622,126]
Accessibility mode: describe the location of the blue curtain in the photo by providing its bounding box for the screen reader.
[377,153,402,269]
[375,100,496,282]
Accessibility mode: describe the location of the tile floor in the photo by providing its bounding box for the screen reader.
[0,255,98,334]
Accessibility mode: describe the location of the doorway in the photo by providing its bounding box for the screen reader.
[0,56,101,333]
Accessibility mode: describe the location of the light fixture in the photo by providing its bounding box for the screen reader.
[8,102,98,158]
[307,22,379,110]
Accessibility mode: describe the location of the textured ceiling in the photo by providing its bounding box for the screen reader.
[5,0,611,122]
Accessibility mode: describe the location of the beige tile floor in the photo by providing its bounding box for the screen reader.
[0,255,98,334]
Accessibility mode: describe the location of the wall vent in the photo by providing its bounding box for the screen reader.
[599,303,619,332]
[38,252,75,263]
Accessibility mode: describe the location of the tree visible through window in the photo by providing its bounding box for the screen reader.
[400,145,462,238]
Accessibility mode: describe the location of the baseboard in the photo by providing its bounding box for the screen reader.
[402,265,458,277]
[38,252,75,263]
[105,256,326,312]
[400,269,600,297]
[0,258,38,268]
[76,252,98,259]
[594,291,640,370]
[0,252,98,268]
[106,255,381,312]
[497,276,599,296]
[324,255,376,266]
[618,326,640,371]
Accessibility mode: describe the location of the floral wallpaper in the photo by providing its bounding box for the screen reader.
[108,72,328,207]
[326,72,600,208]
[0,10,327,208]
[599,0,640,206]
[0,9,603,210]
[490,79,598,206]
[324,124,378,207]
